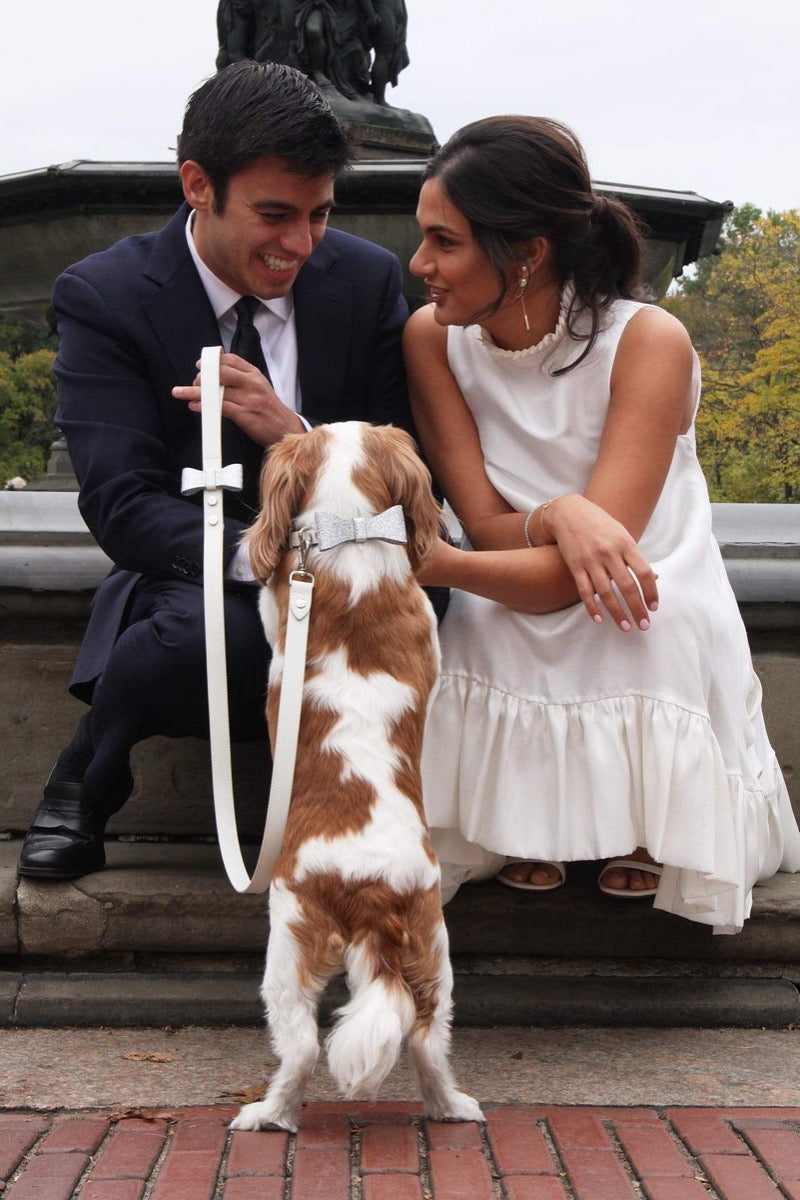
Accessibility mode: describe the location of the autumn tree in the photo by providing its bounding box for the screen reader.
[664,206,800,501]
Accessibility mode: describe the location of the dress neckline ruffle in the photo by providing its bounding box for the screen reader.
[477,282,574,359]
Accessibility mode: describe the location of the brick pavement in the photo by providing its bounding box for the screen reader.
[2,1103,800,1198]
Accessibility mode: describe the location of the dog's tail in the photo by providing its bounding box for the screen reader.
[326,940,415,1100]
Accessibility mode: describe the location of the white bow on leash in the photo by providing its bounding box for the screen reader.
[182,345,314,893]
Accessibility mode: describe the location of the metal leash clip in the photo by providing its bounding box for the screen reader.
[294,526,315,574]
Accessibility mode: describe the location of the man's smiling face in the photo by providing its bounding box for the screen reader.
[181,156,335,298]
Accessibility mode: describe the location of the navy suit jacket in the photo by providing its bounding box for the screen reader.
[53,203,412,697]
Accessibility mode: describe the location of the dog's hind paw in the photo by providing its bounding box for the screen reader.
[230,1101,299,1133]
[424,1091,484,1123]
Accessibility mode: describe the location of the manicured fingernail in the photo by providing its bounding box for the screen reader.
[620,619,631,632]
[649,601,659,611]
[639,618,650,630]
[593,614,603,624]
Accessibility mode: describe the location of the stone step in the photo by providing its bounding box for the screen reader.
[3,840,800,962]
[1,835,800,1032]
[4,839,800,964]
[2,967,798,1029]
[3,840,800,1028]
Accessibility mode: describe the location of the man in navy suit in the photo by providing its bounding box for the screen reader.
[19,61,417,878]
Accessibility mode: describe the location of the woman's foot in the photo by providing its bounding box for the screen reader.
[598,848,662,897]
[496,860,566,891]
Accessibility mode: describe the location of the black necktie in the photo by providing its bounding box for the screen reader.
[230,296,271,382]
[229,296,270,510]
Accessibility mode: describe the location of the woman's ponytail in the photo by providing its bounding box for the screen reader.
[574,194,646,307]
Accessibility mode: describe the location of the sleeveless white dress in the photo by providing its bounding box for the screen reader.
[422,292,800,933]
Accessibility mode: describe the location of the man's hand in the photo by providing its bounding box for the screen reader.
[172,352,305,446]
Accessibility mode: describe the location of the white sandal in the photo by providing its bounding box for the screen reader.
[598,858,663,899]
[496,860,566,892]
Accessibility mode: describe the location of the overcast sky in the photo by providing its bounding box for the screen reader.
[2,0,797,213]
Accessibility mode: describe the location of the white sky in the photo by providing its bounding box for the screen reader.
[2,0,798,212]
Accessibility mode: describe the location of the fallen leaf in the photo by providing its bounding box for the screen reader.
[107,1107,183,1124]
[122,1051,176,1063]
[219,1083,268,1104]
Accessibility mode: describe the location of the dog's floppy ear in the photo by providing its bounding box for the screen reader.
[243,430,321,584]
[366,426,442,573]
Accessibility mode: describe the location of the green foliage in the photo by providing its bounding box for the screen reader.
[0,345,58,484]
[664,207,800,502]
[0,312,57,359]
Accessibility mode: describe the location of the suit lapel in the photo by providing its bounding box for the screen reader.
[140,205,257,495]
[293,237,351,420]
[141,205,220,384]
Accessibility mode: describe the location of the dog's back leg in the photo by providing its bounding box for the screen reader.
[231,884,329,1133]
[407,918,484,1123]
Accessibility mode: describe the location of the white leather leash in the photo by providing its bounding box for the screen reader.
[181,345,314,893]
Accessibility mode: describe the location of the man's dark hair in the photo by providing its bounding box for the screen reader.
[177,61,353,209]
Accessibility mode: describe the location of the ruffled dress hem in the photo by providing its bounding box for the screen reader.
[423,674,800,935]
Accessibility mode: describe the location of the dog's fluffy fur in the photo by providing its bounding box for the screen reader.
[231,421,482,1133]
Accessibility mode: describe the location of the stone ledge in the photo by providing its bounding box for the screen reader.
[9,843,268,958]
[4,841,800,965]
[2,495,798,598]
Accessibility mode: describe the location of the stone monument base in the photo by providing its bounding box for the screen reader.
[321,85,438,158]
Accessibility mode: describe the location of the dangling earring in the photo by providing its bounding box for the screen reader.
[518,266,531,333]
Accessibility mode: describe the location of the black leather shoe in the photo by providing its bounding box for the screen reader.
[18,770,133,880]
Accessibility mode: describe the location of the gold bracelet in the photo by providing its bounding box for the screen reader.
[537,500,553,543]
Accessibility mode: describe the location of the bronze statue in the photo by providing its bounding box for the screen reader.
[295,1,373,100]
[216,0,295,70]
[367,0,408,105]
[216,0,410,105]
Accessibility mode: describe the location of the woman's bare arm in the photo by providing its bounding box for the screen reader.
[405,303,694,627]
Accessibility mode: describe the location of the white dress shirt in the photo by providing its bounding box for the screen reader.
[185,210,304,415]
[185,211,309,583]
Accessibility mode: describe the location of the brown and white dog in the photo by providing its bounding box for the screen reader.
[231,421,482,1133]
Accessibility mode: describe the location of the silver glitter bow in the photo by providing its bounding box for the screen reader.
[181,463,243,496]
[313,504,407,551]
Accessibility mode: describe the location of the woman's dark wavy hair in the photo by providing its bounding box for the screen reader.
[177,61,352,211]
[424,116,648,372]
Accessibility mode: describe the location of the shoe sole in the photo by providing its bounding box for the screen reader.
[17,858,105,880]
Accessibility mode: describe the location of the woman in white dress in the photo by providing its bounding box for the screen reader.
[404,116,800,934]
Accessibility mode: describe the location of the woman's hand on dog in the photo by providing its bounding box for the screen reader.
[172,353,305,446]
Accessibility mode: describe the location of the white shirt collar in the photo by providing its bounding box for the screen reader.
[184,210,293,323]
